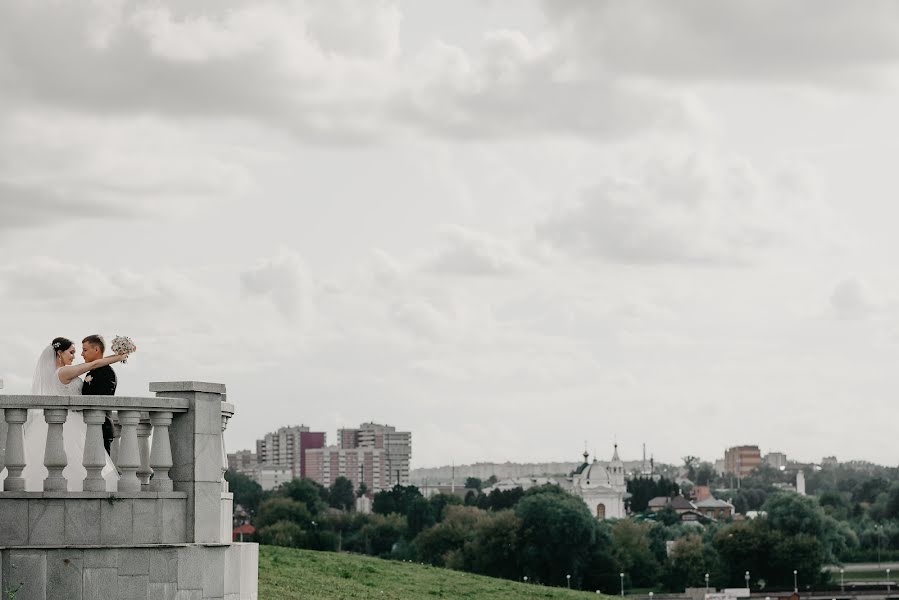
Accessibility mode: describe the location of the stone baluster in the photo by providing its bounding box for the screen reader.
[3,408,27,491]
[136,414,153,490]
[220,409,232,492]
[117,410,142,492]
[149,411,174,492]
[82,409,110,492]
[109,416,121,465]
[43,408,69,491]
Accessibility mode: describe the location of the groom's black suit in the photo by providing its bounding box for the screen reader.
[81,365,117,454]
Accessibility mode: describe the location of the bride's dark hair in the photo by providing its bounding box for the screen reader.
[51,337,74,354]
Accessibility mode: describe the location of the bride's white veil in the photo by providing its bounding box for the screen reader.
[31,345,59,395]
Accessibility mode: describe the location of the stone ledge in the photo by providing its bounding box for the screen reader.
[0,491,188,499]
[149,381,226,394]
[0,395,189,411]
[0,543,233,550]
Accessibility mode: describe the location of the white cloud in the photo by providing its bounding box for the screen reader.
[0,112,253,237]
[831,277,883,320]
[0,0,695,142]
[423,225,534,276]
[543,1,899,85]
[240,250,314,320]
[537,152,835,265]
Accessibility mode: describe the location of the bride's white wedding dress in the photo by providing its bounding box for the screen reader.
[2,346,120,492]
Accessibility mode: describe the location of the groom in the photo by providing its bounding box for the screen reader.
[80,334,117,454]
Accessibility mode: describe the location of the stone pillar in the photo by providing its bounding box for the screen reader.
[3,408,27,491]
[136,415,153,490]
[0,378,6,475]
[109,418,122,465]
[221,402,235,542]
[149,411,174,492]
[150,381,228,544]
[117,410,142,492]
[82,409,109,492]
[43,408,68,491]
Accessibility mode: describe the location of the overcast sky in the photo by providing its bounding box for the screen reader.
[4,0,899,469]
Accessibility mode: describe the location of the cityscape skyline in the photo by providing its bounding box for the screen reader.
[232,418,875,477]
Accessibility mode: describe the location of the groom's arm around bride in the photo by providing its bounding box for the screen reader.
[80,335,118,454]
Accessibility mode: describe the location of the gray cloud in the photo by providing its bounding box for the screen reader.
[543,0,899,84]
[0,1,693,142]
[0,182,140,232]
[536,153,830,265]
[240,251,314,320]
[831,278,882,320]
[423,225,534,276]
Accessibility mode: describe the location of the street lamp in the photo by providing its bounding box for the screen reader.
[887,567,891,597]
[650,592,654,600]
[840,568,844,593]
[621,572,625,597]
[523,576,528,584]
[877,524,883,570]
[567,574,571,589]
[793,570,798,594]
[705,573,710,599]
[745,571,750,591]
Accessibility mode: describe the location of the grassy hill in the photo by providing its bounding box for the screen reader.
[259,545,614,599]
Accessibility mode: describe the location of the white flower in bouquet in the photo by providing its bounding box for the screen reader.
[111,335,137,363]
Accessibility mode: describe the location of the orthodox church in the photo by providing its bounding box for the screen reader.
[564,445,629,519]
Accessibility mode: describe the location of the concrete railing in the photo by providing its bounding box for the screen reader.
[0,381,257,599]
[0,394,189,493]
[0,381,236,546]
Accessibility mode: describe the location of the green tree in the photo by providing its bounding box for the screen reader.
[695,462,717,486]
[627,477,679,513]
[255,497,312,529]
[256,520,304,547]
[465,477,483,491]
[458,510,522,580]
[662,536,709,592]
[429,493,463,522]
[372,485,423,516]
[225,470,264,514]
[407,496,436,537]
[818,491,850,520]
[360,513,407,557]
[414,506,484,567]
[764,493,826,538]
[713,521,769,586]
[280,479,328,515]
[477,487,525,511]
[611,520,660,586]
[515,486,597,586]
[329,476,355,511]
[683,456,699,482]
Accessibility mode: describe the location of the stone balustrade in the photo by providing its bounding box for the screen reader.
[0,395,188,494]
[0,381,257,600]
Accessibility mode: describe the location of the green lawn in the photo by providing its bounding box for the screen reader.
[259,545,614,600]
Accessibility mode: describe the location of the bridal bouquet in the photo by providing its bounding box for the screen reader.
[111,335,137,363]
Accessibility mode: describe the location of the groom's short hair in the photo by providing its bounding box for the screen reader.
[83,334,105,353]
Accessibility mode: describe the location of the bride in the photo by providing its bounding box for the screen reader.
[23,337,129,491]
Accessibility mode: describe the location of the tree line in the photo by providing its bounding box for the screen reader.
[227,460,899,593]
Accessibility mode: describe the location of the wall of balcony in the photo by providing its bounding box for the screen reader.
[0,381,258,600]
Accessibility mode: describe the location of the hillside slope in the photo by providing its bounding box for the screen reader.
[259,545,614,599]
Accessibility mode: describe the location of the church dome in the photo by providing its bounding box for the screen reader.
[580,461,611,487]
